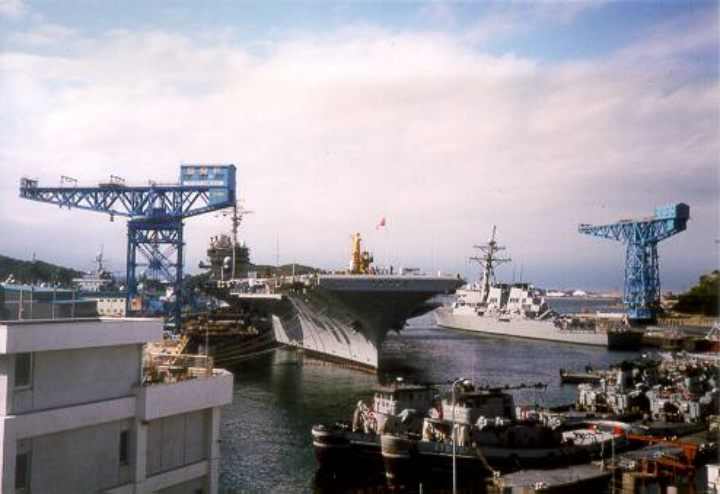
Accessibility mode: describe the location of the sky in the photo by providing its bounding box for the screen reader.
[1,0,718,292]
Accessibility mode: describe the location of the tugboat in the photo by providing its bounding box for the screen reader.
[435,225,643,350]
[380,381,634,486]
[312,380,437,472]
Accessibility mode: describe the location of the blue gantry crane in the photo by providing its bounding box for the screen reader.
[19,164,237,326]
[578,203,690,322]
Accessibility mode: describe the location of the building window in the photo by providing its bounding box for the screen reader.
[15,452,30,490]
[14,353,32,389]
[119,430,129,465]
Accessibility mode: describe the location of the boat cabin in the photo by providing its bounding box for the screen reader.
[373,384,436,416]
[442,388,516,425]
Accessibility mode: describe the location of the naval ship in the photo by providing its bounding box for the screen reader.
[435,226,642,350]
[199,222,463,370]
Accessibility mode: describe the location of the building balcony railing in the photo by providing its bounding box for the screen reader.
[136,359,233,420]
[143,352,215,385]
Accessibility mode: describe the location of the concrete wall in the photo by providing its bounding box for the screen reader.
[12,344,141,414]
[29,418,132,494]
[156,475,207,494]
[137,370,234,421]
[146,410,208,476]
[0,318,162,354]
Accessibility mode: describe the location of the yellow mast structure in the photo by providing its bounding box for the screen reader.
[350,233,374,274]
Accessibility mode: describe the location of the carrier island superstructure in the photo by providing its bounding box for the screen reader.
[203,232,463,370]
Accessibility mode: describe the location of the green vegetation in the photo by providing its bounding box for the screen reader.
[673,270,720,316]
[0,255,84,286]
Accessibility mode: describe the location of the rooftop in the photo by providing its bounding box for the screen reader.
[0,317,163,353]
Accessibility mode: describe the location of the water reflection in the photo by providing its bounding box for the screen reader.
[219,312,637,493]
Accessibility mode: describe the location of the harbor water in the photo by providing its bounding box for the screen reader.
[219,299,636,493]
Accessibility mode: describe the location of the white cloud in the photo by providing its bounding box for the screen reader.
[9,23,78,45]
[0,11,717,291]
[0,0,25,18]
[417,2,458,28]
[463,1,604,45]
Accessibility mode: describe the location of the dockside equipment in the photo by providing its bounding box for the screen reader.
[579,203,689,321]
[19,165,237,326]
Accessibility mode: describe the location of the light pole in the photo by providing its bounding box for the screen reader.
[451,377,468,494]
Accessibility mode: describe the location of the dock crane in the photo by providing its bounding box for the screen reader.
[19,164,237,326]
[578,203,689,322]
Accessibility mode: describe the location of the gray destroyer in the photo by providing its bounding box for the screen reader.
[435,226,642,350]
[201,227,463,370]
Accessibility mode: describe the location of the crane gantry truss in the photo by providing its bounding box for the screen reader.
[578,203,689,321]
[20,164,236,326]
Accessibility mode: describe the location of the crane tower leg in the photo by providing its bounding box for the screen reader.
[624,241,660,322]
[126,225,138,317]
[125,219,184,329]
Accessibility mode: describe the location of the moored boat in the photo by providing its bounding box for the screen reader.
[380,381,635,486]
[311,381,437,472]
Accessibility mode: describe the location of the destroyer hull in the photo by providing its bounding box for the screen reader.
[221,275,462,370]
[435,307,641,349]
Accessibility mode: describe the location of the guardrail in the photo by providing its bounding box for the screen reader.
[143,352,214,385]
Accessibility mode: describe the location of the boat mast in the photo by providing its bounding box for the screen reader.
[470,225,511,302]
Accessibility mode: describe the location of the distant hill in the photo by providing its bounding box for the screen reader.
[0,255,84,286]
[673,270,720,316]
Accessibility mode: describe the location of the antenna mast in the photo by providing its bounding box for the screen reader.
[469,225,511,302]
[216,201,253,279]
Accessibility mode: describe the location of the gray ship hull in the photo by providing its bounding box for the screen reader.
[229,275,463,370]
[435,306,610,346]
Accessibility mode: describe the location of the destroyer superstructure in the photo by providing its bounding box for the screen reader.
[435,226,642,349]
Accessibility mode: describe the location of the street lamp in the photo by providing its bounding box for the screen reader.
[451,377,470,494]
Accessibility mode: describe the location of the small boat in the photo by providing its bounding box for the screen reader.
[311,381,437,472]
[380,381,634,486]
[559,368,602,384]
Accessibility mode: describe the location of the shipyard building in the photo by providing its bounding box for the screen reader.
[0,316,233,493]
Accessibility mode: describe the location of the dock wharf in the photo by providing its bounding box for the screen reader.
[491,464,611,493]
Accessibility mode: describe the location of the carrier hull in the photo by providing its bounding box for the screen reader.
[219,275,462,370]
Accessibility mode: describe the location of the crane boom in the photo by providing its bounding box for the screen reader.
[578,203,689,321]
[19,164,237,326]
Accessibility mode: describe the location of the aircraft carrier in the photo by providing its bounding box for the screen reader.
[198,231,463,370]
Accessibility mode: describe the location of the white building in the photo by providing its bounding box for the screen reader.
[0,317,233,493]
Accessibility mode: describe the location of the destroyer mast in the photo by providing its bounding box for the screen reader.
[469,225,511,303]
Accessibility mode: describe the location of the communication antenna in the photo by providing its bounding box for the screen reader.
[470,225,511,301]
[276,234,280,270]
[216,201,253,279]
